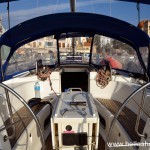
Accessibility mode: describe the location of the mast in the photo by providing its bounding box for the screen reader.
[136,1,140,23]
[7,1,10,29]
[70,0,76,58]
[70,0,76,13]
[0,0,18,29]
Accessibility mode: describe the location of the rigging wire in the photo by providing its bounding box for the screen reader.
[7,1,10,29]
[110,0,112,17]
[36,0,39,15]
[136,2,141,23]
[54,0,59,13]
[90,0,94,13]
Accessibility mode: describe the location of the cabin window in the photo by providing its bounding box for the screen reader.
[6,36,57,75]
[92,34,144,74]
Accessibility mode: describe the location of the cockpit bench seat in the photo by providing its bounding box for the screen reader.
[4,101,50,148]
[96,98,146,142]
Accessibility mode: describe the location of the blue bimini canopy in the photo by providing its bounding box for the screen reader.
[0,13,149,49]
[116,0,150,5]
[0,12,150,79]
[0,0,18,3]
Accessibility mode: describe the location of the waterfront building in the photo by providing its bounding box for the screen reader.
[0,17,6,36]
[138,20,150,37]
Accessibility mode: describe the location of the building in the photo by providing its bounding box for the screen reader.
[59,37,91,54]
[23,35,92,55]
[0,17,6,36]
[138,20,150,37]
[24,36,57,53]
[100,36,111,47]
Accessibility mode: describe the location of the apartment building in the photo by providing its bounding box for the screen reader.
[138,20,150,37]
[0,17,6,36]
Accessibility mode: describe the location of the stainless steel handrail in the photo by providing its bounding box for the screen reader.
[133,99,150,118]
[67,88,83,93]
[0,119,22,132]
[0,83,45,150]
[135,88,146,138]
[4,89,16,139]
[106,82,150,150]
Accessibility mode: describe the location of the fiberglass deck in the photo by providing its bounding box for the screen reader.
[96,98,146,143]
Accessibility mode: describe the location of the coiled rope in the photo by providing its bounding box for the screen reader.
[37,66,57,96]
[96,68,111,88]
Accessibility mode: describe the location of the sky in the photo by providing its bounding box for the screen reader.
[0,0,150,30]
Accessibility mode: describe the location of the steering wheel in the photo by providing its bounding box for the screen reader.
[96,59,112,88]
[106,82,150,149]
[0,83,45,150]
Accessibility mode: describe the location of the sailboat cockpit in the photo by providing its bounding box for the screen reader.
[0,9,150,150]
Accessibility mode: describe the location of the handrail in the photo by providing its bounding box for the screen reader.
[135,88,146,138]
[0,119,22,132]
[67,88,82,93]
[133,99,150,118]
[107,82,150,149]
[0,83,45,150]
[3,89,16,139]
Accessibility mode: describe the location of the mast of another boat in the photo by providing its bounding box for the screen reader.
[70,0,76,59]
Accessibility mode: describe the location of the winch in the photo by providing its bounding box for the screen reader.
[51,88,99,150]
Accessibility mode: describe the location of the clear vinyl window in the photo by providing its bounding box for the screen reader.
[1,45,11,65]
[59,36,91,64]
[92,34,144,74]
[6,36,57,75]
